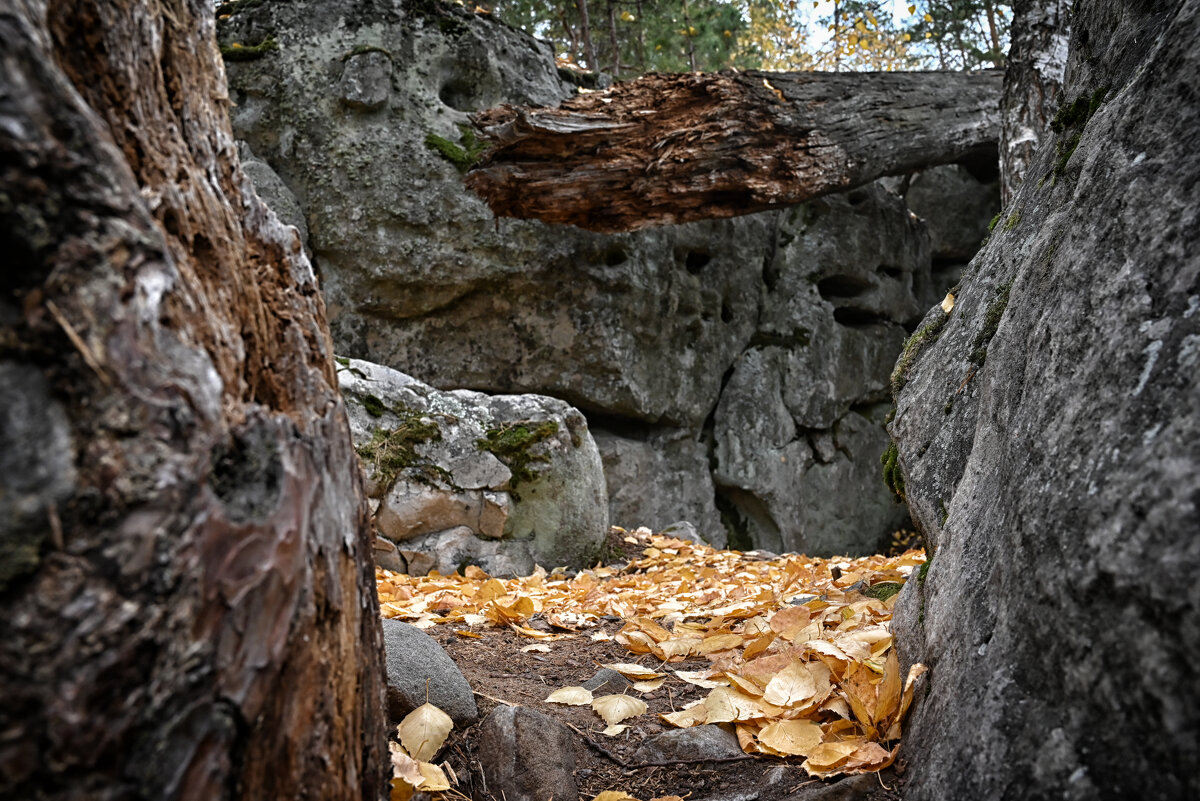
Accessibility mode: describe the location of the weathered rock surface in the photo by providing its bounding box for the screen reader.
[339,357,607,574]
[891,1,1200,797]
[223,0,994,556]
[381,619,478,726]
[478,706,578,801]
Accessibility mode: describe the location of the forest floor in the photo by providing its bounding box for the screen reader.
[377,527,926,801]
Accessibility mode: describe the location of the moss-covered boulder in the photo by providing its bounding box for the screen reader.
[338,358,607,575]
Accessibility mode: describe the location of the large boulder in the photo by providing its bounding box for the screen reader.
[221,0,994,556]
[890,1,1200,797]
[339,357,607,574]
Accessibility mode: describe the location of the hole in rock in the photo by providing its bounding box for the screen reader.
[817,273,873,299]
[833,306,890,327]
[685,251,711,274]
[604,248,628,266]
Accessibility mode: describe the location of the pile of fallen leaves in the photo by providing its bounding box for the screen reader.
[378,527,927,800]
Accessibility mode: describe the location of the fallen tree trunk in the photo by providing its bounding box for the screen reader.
[466,69,1003,232]
[0,1,387,798]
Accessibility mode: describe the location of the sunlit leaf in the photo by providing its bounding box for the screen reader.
[592,694,648,726]
[757,719,823,756]
[546,686,594,706]
[397,703,453,762]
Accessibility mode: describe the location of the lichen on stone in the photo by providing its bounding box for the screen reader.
[476,420,559,488]
[1050,86,1109,177]
[343,44,393,61]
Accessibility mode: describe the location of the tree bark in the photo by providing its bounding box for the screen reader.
[0,1,387,799]
[999,0,1070,204]
[466,69,1003,233]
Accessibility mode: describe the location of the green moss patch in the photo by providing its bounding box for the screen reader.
[890,312,949,398]
[1050,87,1109,177]
[861,581,904,602]
[880,440,905,502]
[969,282,1012,366]
[356,412,444,489]
[477,420,559,489]
[425,124,487,172]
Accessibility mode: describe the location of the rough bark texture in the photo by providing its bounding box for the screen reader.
[1000,0,1071,204]
[466,69,1003,232]
[890,0,1198,797]
[0,1,388,799]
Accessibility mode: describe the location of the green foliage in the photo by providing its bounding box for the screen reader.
[987,212,1001,232]
[476,420,559,488]
[1002,210,1020,231]
[220,37,278,61]
[425,124,487,172]
[488,0,1009,77]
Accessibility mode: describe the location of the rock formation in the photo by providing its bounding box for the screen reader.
[339,358,608,575]
[890,0,1200,796]
[0,1,386,798]
[220,0,997,556]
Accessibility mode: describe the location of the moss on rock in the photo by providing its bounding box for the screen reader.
[220,37,278,62]
[880,439,905,502]
[969,282,1012,366]
[890,312,949,398]
[476,420,559,489]
[425,124,487,172]
[356,411,444,489]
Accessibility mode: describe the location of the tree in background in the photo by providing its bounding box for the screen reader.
[490,0,1010,76]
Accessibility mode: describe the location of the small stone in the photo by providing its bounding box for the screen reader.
[631,725,744,763]
[478,706,577,801]
[381,619,477,727]
[582,668,632,695]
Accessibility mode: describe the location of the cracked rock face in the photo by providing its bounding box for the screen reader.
[223,0,996,556]
[339,358,607,575]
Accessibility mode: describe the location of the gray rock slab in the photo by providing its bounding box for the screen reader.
[478,706,577,801]
[381,619,477,727]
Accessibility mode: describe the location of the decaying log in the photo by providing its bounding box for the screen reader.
[0,1,386,799]
[467,70,1003,232]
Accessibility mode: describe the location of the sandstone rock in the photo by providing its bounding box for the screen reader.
[478,706,577,801]
[339,358,607,573]
[890,2,1200,797]
[381,619,478,727]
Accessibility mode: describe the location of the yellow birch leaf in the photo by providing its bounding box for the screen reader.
[417,761,450,792]
[743,631,778,660]
[941,292,955,313]
[602,663,666,680]
[697,633,744,654]
[390,779,414,801]
[907,4,916,13]
[391,749,424,787]
[398,703,453,763]
[654,637,703,660]
[724,673,765,697]
[521,643,551,653]
[674,669,727,689]
[632,678,666,692]
[924,12,934,21]
[757,719,823,757]
[802,741,858,775]
[601,723,631,737]
[477,578,507,602]
[546,686,594,706]
[763,661,817,707]
[703,687,763,723]
[874,649,902,726]
[769,606,811,640]
[593,793,640,801]
[592,694,648,726]
[660,701,707,728]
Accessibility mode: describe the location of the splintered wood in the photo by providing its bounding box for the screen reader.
[377,527,928,783]
[466,70,1002,232]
